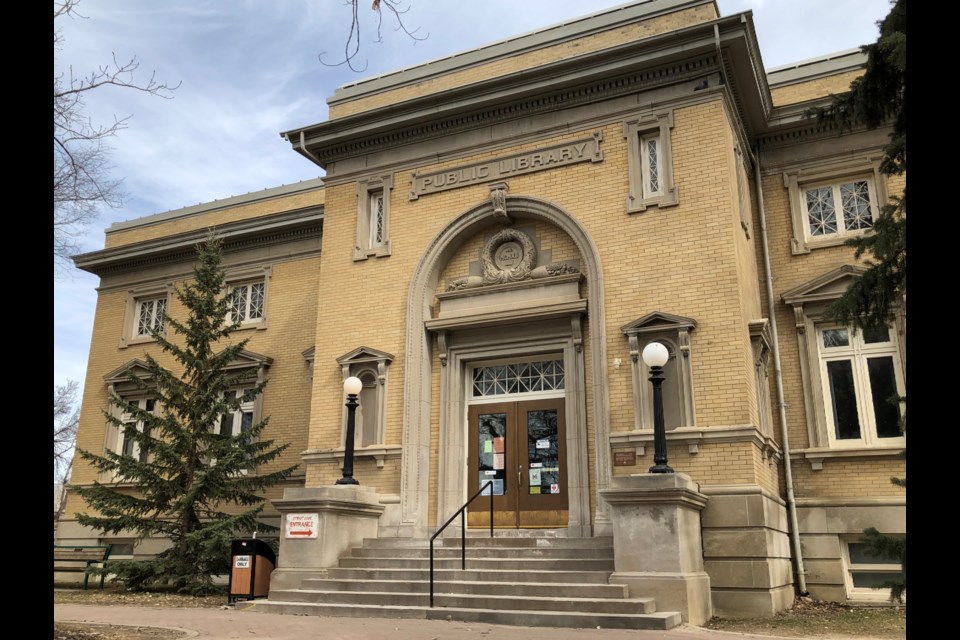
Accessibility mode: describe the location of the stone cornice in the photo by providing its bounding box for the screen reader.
[425,299,587,333]
[74,208,323,277]
[285,13,773,166]
[293,54,722,167]
[600,485,709,510]
[302,445,403,470]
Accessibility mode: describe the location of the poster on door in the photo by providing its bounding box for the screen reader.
[529,468,541,485]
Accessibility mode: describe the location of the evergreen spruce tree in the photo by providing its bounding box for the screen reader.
[810,0,906,330]
[808,0,906,603]
[74,235,298,594]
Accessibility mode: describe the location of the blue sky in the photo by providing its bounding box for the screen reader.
[54,0,894,400]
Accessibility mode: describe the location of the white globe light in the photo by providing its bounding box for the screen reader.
[641,341,669,368]
[343,376,363,396]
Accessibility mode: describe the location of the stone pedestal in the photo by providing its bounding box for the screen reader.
[268,486,384,592]
[600,473,712,625]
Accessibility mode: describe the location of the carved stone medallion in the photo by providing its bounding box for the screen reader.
[481,228,537,285]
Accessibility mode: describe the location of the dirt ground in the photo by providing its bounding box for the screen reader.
[704,597,906,639]
[54,587,906,639]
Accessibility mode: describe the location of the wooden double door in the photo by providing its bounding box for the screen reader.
[467,398,568,528]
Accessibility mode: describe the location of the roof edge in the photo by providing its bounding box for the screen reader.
[106,177,326,235]
[766,48,867,87]
[327,0,716,106]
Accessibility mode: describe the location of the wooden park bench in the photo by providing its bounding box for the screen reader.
[54,545,112,590]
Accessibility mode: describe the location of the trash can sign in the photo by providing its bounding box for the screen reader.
[285,513,319,539]
[234,555,251,569]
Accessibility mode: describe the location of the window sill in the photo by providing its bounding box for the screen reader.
[231,321,268,332]
[792,231,872,255]
[352,243,392,262]
[626,189,679,214]
[119,334,164,349]
[791,445,906,471]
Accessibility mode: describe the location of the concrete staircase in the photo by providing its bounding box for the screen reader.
[255,535,683,630]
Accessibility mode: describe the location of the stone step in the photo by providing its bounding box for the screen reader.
[361,536,614,549]
[325,567,614,583]
[348,546,614,559]
[301,578,629,599]
[337,556,614,571]
[268,588,657,614]
[251,601,682,630]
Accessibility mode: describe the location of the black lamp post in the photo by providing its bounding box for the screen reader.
[336,376,363,485]
[642,342,674,474]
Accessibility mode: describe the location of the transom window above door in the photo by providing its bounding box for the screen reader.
[472,360,564,398]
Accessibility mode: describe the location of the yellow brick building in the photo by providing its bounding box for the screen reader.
[62,0,904,623]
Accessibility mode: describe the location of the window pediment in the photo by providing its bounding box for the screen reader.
[621,311,697,336]
[219,349,273,372]
[336,346,395,367]
[104,359,153,386]
[781,265,868,307]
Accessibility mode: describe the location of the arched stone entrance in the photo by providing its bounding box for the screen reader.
[396,195,613,538]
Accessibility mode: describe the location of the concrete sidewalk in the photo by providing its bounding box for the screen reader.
[55,603,785,640]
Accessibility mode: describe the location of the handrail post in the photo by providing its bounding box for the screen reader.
[489,483,493,538]
[429,480,494,609]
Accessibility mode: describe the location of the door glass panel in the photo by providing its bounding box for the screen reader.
[478,413,507,496]
[867,356,901,438]
[826,360,861,440]
[526,409,560,496]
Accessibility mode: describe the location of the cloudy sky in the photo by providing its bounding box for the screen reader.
[54,0,893,399]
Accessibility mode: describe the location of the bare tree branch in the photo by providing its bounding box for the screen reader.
[320,0,428,73]
[55,380,81,483]
[53,0,180,277]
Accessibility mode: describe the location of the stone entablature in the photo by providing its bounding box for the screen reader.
[410,134,603,200]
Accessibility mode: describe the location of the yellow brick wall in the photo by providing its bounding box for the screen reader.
[791,457,906,498]
[612,442,756,485]
[104,188,325,249]
[756,158,905,500]
[69,255,318,514]
[328,4,719,119]
[769,70,864,107]
[308,97,774,520]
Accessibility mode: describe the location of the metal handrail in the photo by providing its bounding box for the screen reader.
[429,480,494,607]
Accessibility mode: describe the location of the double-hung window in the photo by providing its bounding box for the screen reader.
[817,324,905,448]
[119,398,155,462]
[220,389,255,441]
[135,297,167,338]
[783,158,887,254]
[803,178,878,240]
[120,285,172,348]
[228,281,265,325]
[842,538,905,602]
